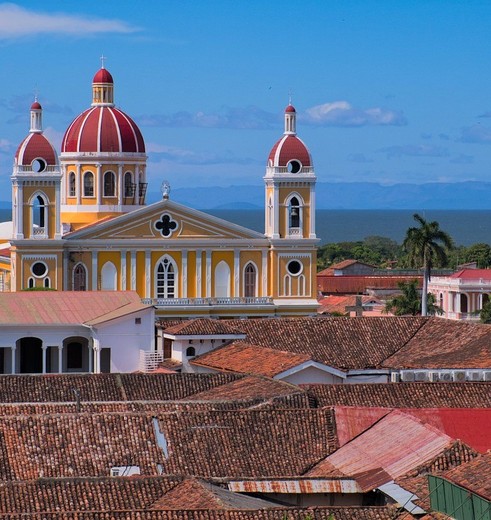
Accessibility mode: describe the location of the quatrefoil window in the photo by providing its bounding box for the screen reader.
[155,213,178,238]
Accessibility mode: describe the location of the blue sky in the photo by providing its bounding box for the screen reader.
[1,1,491,201]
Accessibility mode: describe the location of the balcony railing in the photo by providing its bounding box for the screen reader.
[139,350,163,372]
[142,296,274,307]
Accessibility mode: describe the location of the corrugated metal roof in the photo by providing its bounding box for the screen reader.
[334,406,390,446]
[307,410,453,488]
[0,291,146,325]
[228,478,362,494]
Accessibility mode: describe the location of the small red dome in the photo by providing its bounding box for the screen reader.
[93,68,114,84]
[31,101,42,110]
[285,104,296,113]
[15,133,58,167]
[62,106,145,154]
[268,135,312,168]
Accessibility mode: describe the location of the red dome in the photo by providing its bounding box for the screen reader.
[15,133,58,167]
[93,68,113,84]
[31,101,42,110]
[268,135,312,167]
[61,106,145,153]
[285,104,296,113]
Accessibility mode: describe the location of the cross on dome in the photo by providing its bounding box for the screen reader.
[100,54,107,69]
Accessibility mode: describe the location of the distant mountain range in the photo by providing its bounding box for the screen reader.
[146,181,491,210]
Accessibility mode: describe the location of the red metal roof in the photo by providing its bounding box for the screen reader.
[62,106,145,153]
[334,406,389,447]
[307,410,453,488]
[15,132,58,166]
[405,408,491,454]
[93,67,113,84]
[450,268,491,279]
[268,134,312,167]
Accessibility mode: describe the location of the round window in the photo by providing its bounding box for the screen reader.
[32,159,47,173]
[31,262,48,278]
[287,260,303,276]
[287,160,301,173]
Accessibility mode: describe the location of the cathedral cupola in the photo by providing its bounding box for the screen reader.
[267,104,312,172]
[92,65,114,106]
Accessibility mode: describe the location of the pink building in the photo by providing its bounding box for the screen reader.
[429,269,491,320]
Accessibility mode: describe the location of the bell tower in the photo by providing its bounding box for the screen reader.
[264,103,316,240]
[264,103,319,309]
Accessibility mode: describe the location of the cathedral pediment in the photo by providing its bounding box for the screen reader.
[64,199,266,241]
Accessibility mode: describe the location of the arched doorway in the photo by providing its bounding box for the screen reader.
[18,337,43,374]
[460,294,468,313]
[63,337,90,373]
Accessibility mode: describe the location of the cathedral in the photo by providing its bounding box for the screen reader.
[9,64,319,319]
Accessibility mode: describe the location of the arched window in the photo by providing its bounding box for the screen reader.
[73,263,87,291]
[66,341,83,371]
[69,172,76,197]
[43,277,50,288]
[156,257,177,298]
[186,346,196,357]
[244,262,257,298]
[28,277,34,289]
[439,292,444,309]
[33,194,47,229]
[289,196,300,229]
[124,172,134,197]
[215,261,230,297]
[103,171,116,197]
[284,275,291,296]
[84,172,94,197]
[101,261,117,291]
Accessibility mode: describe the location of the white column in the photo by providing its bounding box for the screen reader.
[11,345,16,374]
[92,251,98,290]
[117,164,123,206]
[262,249,268,297]
[93,339,101,374]
[76,165,82,205]
[135,168,140,205]
[88,343,93,373]
[96,163,102,205]
[130,251,137,291]
[234,249,240,296]
[309,185,316,239]
[42,345,47,374]
[182,250,188,298]
[54,181,61,239]
[145,250,151,298]
[273,185,280,239]
[58,345,63,373]
[196,250,202,298]
[15,182,24,239]
[121,250,127,290]
[206,250,212,297]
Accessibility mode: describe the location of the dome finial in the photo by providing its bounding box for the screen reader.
[288,88,293,106]
[100,53,107,69]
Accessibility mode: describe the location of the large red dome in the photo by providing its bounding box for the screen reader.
[61,106,145,153]
[15,133,58,167]
[268,135,312,167]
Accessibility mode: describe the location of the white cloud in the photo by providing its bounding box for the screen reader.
[303,101,407,127]
[0,3,139,39]
[0,138,12,153]
[378,144,449,158]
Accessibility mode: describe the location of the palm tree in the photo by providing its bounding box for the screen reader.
[384,279,443,316]
[403,213,454,316]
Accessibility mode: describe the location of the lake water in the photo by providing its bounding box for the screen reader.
[209,209,491,246]
[2,208,490,246]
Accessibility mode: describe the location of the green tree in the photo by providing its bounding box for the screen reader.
[480,300,491,324]
[464,243,491,268]
[403,214,454,316]
[385,280,443,316]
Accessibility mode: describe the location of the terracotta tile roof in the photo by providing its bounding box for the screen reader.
[305,383,491,408]
[158,409,338,478]
[441,451,491,500]
[219,316,427,371]
[0,507,406,519]
[0,291,146,325]
[187,375,308,407]
[164,319,245,336]
[306,410,454,489]
[317,295,383,315]
[191,341,311,377]
[382,318,491,369]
